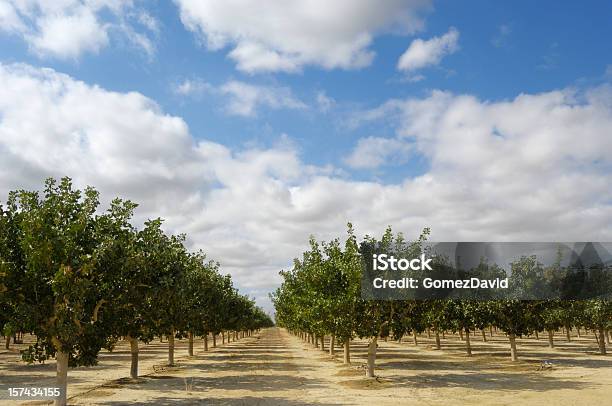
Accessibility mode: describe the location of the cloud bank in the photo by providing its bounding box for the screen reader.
[0,0,157,59]
[175,0,432,73]
[1,63,611,312]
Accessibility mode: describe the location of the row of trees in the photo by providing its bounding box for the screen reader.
[272,224,611,378]
[0,178,273,406]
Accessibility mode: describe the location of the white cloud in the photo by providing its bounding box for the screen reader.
[354,87,612,240]
[172,78,307,117]
[0,1,26,33]
[136,10,159,33]
[397,27,459,72]
[0,0,157,59]
[172,78,213,97]
[174,0,432,73]
[1,63,612,313]
[29,5,109,58]
[344,136,412,169]
[219,81,307,117]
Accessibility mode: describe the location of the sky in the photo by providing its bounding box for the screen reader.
[0,0,611,314]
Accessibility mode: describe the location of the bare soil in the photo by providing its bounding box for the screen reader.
[1,328,611,405]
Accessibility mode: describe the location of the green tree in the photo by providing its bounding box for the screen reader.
[9,178,135,406]
[583,299,611,355]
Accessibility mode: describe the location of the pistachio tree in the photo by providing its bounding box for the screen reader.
[8,178,135,406]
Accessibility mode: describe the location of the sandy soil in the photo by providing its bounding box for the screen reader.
[1,328,611,405]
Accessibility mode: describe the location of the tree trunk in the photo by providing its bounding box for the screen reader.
[598,327,607,355]
[442,330,446,339]
[435,329,441,349]
[413,332,418,345]
[459,330,464,341]
[547,329,554,348]
[168,331,175,366]
[320,336,325,351]
[329,335,335,355]
[204,335,209,351]
[343,340,351,364]
[607,330,611,345]
[489,326,493,337]
[366,336,377,378]
[565,326,571,342]
[427,328,431,339]
[55,350,69,406]
[534,330,539,340]
[212,334,217,348]
[481,329,487,342]
[222,332,225,344]
[188,332,194,356]
[128,335,139,379]
[577,328,581,338]
[465,329,472,356]
[509,333,518,361]
[4,335,9,349]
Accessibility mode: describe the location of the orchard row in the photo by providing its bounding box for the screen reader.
[0,177,273,406]
[272,225,611,378]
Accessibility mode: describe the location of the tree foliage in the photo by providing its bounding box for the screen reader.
[0,177,273,405]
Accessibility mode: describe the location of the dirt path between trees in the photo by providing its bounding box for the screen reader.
[2,327,611,405]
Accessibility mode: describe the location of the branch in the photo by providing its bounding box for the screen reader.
[92,299,107,323]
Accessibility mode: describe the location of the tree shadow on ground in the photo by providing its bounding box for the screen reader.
[388,371,594,392]
[113,373,323,393]
[201,354,300,362]
[191,361,312,373]
[102,396,338,405]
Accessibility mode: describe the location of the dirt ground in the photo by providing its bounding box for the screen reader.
[1,327,611,405]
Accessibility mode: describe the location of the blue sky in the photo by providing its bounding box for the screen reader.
[2,1,609,175]
[0,0,611,311]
